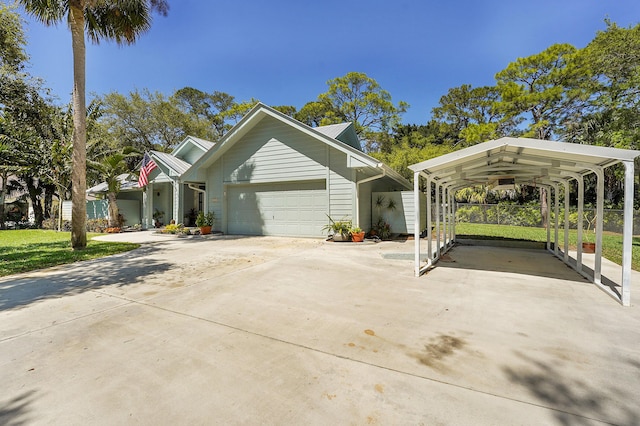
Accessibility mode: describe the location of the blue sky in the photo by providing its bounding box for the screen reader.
[18,0,640,125]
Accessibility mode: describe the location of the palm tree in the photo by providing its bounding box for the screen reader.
[19,0,168,249]
[89,149,138,228]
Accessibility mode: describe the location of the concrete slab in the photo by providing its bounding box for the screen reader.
[1,236,639,424]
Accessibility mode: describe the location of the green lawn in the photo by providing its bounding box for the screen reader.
[454,222,640,271]
[0,230,139,277]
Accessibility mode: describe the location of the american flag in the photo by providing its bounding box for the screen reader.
[138,152,157,187]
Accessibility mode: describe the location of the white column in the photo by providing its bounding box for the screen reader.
[442,184,447,250]
[414,171,421,277]
[594,167,604,284]
[553,183,559,256]
[546,185,552,251]
[563,180,570,262]
[577,175,584,272]
[426,176,433,261]
[142,187,148,229]
[435,183,441,258]
[451,191,457,242]
[622,160,634,306]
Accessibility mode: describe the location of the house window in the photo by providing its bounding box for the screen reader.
[198,192,203,212]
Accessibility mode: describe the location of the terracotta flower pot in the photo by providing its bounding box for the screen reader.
[582,242,595,253]
[351,231,365,242]
[200,226,212,235]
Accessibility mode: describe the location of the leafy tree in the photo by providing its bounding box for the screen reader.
[371,135,454,184]
[495,43,589,140]
[89,148,138,228]
[0,3,29,227]
[564,21,640,149]
[0,2,27,72]
[432,84,518,146]
[272,105,297,117]
[221,97,260,124]
[173,87,236,138]
[19,0,168,249]
[302,72,408,152]
[101,88,201,152]
[495,43,590,224]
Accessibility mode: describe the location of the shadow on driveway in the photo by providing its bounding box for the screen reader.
[503,351,640,425]
[0,244,171,311]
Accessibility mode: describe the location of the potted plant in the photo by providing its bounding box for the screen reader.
[196,211,215,235]
[372,217,392,240]
[153,208,164,228]
[350,226,365,242]
[322,215,352,242]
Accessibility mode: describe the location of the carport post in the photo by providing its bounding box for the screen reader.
[451,192,457,242]
[562,180,570,262]
[553,183,559,256]
[442,185,447,250]
[577,175,584,272]
[414,171,420,277]
[546,185,552,251]
[435,182,441,258]
[594,167,605,284]
[622,160,634,306]
[426,176,433,261]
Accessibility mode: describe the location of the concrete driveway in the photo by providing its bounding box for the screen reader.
[1,232,640,425]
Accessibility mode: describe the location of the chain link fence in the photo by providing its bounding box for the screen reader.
[453,203,640,234]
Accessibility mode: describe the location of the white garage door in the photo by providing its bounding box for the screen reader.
[227,180,328,237]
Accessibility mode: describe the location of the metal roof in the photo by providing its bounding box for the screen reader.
[151,151,192,176]
[409,137,640,188]
[315,122,351,139]
[87,173,138,195]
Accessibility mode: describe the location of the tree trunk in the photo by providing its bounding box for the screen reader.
[25,178,44,228]
[0,170,7,230]
[107,191,119,228]
[44,187,53,220]
[69,2,87,249]
[56,184,65,232]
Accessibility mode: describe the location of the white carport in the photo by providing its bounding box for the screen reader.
[409,137,640,306]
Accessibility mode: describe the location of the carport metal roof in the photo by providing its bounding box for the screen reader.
[409,137,640,306]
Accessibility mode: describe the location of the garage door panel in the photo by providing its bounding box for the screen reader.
[228,181,329,237]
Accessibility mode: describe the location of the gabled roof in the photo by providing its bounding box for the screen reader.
[151,151,192,176]
[182,102,411,189]
[87,173,138,195]
[315,123,352,139]
[315,122,361,150]
[171,135,215,158]
[409,137,640,189]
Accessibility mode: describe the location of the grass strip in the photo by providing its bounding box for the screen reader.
[0,230,139,277]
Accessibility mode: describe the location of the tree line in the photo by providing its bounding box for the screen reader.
[2,0,639,233]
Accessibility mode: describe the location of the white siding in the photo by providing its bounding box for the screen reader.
[372,191,426,234]
[328,148,353,220]
[205,162,224,230]
[223,116,326,184]
[358,180,374,230]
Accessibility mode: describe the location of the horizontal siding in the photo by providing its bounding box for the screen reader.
[207,163,223,230]
[328,149,353,220]
[223,116,326,184]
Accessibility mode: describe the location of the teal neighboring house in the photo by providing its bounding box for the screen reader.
[91,103,422,236]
